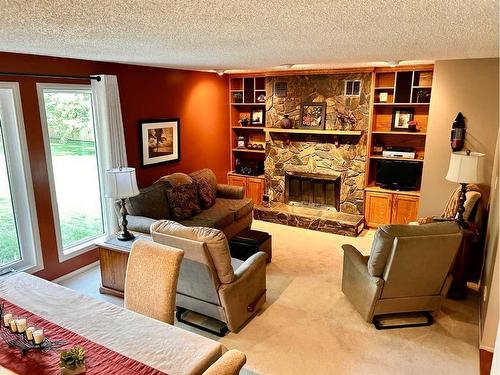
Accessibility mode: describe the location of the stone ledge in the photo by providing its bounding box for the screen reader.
[253,202,364,237]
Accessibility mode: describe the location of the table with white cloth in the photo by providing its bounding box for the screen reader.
[0,272,225,375]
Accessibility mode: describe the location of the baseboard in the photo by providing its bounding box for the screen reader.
[52,261,100,284]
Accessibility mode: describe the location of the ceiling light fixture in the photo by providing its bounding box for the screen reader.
[215,69,225,76]
[280,64,294,69]
[387,60,401,67]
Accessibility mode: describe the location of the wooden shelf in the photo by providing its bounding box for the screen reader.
[413,86,432,89]
[365,185,421,197]
[228,171,265,179]
[231,103,266,106]
[264,128,363,135]
[371,131,426,136]
[374,87,395,90]
[232,148,265,154]
[369,155,425,162]
[374,102,430,106]
[232,126,266,131]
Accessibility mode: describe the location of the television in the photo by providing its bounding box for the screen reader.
[375,160,422,190]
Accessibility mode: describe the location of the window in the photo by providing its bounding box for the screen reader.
[38,84,105,260]
[344,80,361,96]
[0,82,41,273]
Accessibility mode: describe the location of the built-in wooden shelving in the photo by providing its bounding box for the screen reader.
[231,148,265,154]
[264,128,362,135]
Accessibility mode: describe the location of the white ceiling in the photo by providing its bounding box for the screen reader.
[0,0,498,72]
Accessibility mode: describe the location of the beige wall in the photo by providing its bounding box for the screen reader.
[419,58,499,217]
[480,134,499,351]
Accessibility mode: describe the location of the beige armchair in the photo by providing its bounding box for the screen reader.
[202,350,246,375]
[342,222,463,323]
[124,240,184,324]
[151,220,267,334]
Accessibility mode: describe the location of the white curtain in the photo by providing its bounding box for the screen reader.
[91,75,128,234]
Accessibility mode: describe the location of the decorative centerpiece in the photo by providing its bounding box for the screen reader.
[336,110,357,130]
[0,304,65,356]
[60,346,86,375]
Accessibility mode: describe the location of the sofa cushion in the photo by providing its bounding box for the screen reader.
[166,183,202,220]
[196,177,217,209]
[180,202,234,230]
[368,221,461,277]
[190,168,218,192]
[151,220,234,284]
[154,172,193,187]
[216,198,253,220]
[125,182,171,220]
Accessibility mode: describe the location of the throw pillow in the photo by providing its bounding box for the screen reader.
[196,177,216,209]
[165,183,202,220]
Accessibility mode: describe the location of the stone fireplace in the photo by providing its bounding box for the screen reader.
[252,72,372,237]
[285,171,340,211]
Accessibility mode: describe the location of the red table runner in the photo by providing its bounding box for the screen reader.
[0,298,167,374]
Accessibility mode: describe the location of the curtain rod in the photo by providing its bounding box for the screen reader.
[0,72,101,81]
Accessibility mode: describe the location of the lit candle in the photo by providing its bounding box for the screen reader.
[15,318,27,333]
[9,319,17,333]
[25,327,35,341]
[33,329,44,345]
[3,313,12,327]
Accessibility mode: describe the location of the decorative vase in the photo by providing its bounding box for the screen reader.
[280,115,292,129]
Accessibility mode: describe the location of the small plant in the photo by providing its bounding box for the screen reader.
[60,346,85,369]
[239,117,250,126]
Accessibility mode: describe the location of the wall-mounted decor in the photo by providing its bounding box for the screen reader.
[274,81,288,97]
[250,108,265,125]
[391,108,414,131]
[299,103,326,130]
[140,118,180,167]
[450,112,466,151]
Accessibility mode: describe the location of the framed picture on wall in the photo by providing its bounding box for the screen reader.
[299,102,326,130]
[139,118,180,167]
[391,108,414,131]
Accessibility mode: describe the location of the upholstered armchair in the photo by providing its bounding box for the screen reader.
[151,220,267,334]
[341,222,463,323]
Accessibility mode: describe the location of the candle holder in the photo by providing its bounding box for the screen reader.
[0,304,66,356]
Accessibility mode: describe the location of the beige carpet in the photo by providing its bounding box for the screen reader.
[59,220,479,375]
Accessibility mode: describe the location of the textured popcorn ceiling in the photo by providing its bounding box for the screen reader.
[0,0,498,71]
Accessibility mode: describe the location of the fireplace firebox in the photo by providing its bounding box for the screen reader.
[284,171,341,211]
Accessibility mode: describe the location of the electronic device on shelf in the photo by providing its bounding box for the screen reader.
[375,159,422,191]
[382,146,416,159]
[235,159,264,176]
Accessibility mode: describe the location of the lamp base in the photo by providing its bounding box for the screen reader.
[117,231,135,241]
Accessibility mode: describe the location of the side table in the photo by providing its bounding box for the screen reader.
[95,233,151,298]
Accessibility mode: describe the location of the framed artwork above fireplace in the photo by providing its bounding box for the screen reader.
[298,102,326,130]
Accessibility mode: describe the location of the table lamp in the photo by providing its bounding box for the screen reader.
[105,167,140,241]
[445,150,484,227]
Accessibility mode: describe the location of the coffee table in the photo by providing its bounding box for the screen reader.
[95,233,151,298]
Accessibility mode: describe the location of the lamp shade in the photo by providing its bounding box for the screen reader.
[105,167,140,199]
[445,151,485,184]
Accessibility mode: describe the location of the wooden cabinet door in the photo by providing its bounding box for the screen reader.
[365,192,393,227]
[246,177,264,205]
[392,194,419,224]
[228,174,246,189]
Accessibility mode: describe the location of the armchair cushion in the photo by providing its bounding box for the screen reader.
[196,177,217,209]
[154,172,193,187]
[368,222,461,277]
[151,220,235,284]
[124,182,171,220]
[166,183,202,220]
[214,198,253,220]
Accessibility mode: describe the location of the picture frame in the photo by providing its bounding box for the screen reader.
[298,102,326,130]
[139,118,180,167]
[250,108,265,125]
[391,108,414,131]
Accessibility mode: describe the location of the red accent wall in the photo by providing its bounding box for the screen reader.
[0,52,230,280]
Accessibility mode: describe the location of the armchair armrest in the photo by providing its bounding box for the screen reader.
[218,252,267,331]
[202,349,246,375]
[217,184,245,199]
[341,244,384,322]
[125,215,157,234]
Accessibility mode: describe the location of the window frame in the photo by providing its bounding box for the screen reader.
[344,79,362,97]
[37,83,106,262]
[0,82,43,274]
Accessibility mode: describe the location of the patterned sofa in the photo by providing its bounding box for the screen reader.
[116,168,253,239]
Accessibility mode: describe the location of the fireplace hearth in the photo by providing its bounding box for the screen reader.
[285,171,341,211]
